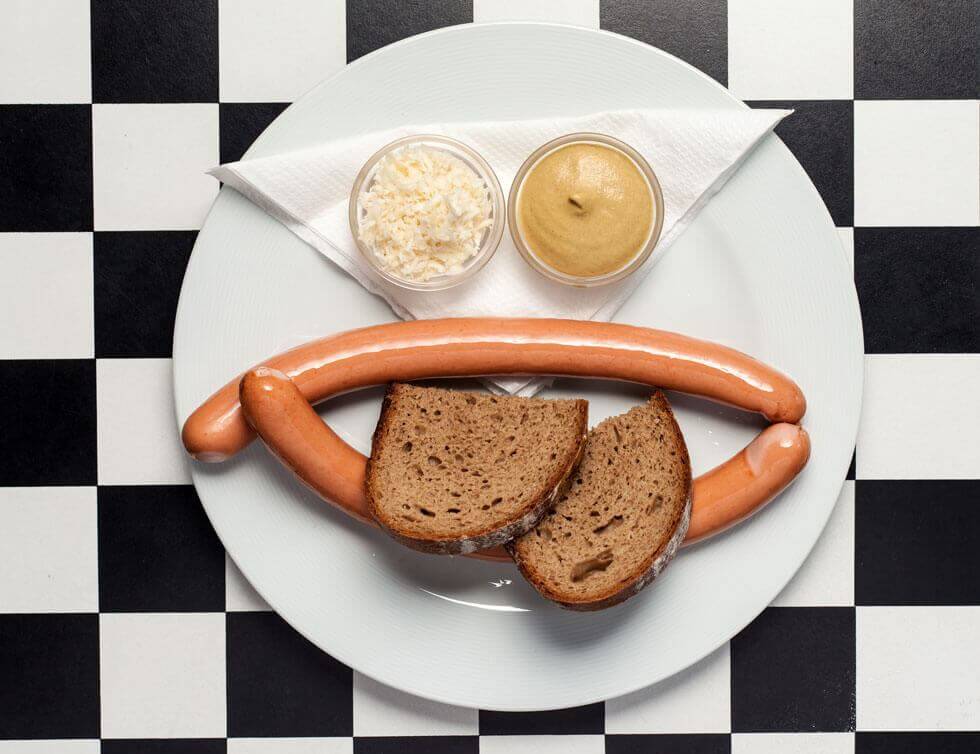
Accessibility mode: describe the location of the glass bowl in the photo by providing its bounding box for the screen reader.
[348,134,505,291]
[507,132,665,287]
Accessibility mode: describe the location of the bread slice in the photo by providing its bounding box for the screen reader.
[366,383,588,555]
[508,391,692,610]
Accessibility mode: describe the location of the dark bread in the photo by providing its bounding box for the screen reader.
[366,384,588,554]
[508,391,692,610]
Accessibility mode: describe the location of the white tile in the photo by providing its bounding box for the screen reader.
[855,100,980,227]
[226,553,272,611]
[773,481,854,607]
[353,671,478,737]
[474,0,599,28]
[0,233,93,358]
[857,606,980,731]
[857,355,980,480]
[0,742,100,754]
[97,358,192,485]
[229,739,353,754]
[836,227,854,270]
[0,0,91,103]
[605,644,730,733]
[728,0,853,99]
[219,0,346,102]
[100,612,226,738]
[93,104,219,231]
[0,487,98,613]
[733,732,854,754]
[479,735,604,754]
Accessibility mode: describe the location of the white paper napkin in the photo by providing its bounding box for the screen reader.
[211,108,790,395]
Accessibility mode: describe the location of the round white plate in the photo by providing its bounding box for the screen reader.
[174,23,862,711]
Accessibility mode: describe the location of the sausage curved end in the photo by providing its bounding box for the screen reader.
[773,389,807,425]
[684,423,810,545]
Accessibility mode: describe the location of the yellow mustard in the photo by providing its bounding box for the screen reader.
[516,142,654,278]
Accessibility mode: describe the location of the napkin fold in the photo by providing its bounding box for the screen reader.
[212,108,790,395]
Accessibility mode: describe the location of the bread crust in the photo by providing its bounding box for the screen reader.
[365,383,589,555]
[507,391,693,610]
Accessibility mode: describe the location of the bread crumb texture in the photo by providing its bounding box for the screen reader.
[511,392,691,606]
[368,384,586,543]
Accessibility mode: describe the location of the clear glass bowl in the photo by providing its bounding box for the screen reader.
[507,132,665,288]
[348,134,505,291]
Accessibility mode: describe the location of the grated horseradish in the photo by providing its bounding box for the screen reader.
[356,144,493,282]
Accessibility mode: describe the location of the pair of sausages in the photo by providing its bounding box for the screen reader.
[182,318,810,557]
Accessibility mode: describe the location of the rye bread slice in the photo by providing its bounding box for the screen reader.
[366,383,588,555]
[508,391,692,610]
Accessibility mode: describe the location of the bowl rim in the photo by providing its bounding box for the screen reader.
[348,133,506,291]
[507,131,665,287]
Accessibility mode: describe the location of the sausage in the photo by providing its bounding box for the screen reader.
[240,368,810,559]
[184,318,806,461]
[684,422,810,544]
[239,368,373,525]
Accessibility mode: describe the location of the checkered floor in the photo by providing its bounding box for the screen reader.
[0,1,977,752]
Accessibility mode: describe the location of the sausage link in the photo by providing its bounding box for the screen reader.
[184,318,806,461]
[240,368,373,525]
[240,368,810,558]
[684,422,810,544]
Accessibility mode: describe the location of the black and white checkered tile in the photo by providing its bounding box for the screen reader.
[1,1,977,751]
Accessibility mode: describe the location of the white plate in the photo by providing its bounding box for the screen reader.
[173,23,862,711]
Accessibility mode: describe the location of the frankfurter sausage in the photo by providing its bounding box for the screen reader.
[684,422,810,544]
[240,368,810,558]
[240,367,373,525]
[184,318,806,462]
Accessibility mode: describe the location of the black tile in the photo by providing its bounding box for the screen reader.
[858,732,980,754]
[227,611,353,737]
[219,103,290,164]
[354,738,478,754]
[855,228,978,354]
[601,0,728,86]
[0,105,92,232]
[94,231,195,358]
[102,742,226,754]
[480,702,604,735]
[91,0,218,103]
[606,734,731,754]
[731,607,855,732]
[856,480,980,606]
[0,360,96,485]
[855,0,979,99]
[347,0,473,62]
[746,101,853,227]
[98,485,225,612]
[0,614,100,738]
